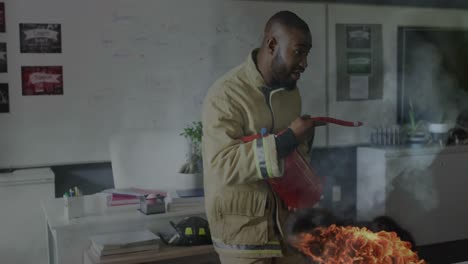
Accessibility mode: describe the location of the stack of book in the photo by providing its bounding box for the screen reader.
[87,230,161,263]
[165,188,205,212]
[102,188,166,207]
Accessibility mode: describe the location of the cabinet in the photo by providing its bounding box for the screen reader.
[0,168,54,264]
[357,146,468,245]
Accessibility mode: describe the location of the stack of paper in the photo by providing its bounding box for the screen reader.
[102,188,166,207]
[88,230,161,260]
[165,188,205,212]
[107,193,140,206]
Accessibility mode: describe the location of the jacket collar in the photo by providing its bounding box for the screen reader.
[244,49,267,91]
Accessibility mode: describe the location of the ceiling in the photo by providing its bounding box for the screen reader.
[245,0,468,9]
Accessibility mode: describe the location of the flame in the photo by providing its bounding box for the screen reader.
[291,225,426,264]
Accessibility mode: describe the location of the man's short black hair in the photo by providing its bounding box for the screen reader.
[265,11,310,34]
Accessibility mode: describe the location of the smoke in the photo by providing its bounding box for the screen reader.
[356,150,441,226]
[309,147,358,220]
[389,32,468,210]
[387,159,440,211]
[303,29,468,250]
[357,31,468,216]
[405,38,468,123]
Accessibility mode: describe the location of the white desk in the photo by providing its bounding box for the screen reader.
[42,195,206,264]
[84,244,219,264]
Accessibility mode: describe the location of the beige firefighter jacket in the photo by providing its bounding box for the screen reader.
[202,50,312,258]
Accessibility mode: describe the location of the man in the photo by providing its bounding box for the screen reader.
[202,11,323,264]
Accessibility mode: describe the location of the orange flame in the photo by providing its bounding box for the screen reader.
[291,225,426,264]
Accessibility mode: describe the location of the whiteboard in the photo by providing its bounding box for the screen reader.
[0,0,326,168]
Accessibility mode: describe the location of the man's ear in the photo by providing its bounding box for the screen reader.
[266,37,277,55]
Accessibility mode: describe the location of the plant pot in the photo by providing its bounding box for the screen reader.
[175,172,203,189]
[428,123,451,146]
[406,132,427,147]
[428,123,450,133]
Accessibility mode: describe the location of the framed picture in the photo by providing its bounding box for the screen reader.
[0,43,7,72]
[0,3,5,33]
[22,66,63,95]
[20,23,62,53]
[0,83,8,113]
[347,25,371,49]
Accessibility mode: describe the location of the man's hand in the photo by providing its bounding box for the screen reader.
[288,115,326,142]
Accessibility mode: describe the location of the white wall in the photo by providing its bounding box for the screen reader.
[327,4,468,145]
[0,0,327,169]
[107,1,327,191]
[2,1,468,168]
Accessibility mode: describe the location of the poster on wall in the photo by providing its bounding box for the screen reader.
[20,23,61,53]
[22,66,63,95]
[0,43,7,72]
[0,83,8,113]
[0,3,5,33]
[336,24,383,101]
[347,26,371,49]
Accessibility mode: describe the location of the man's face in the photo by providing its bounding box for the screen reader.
[271,28,312,90]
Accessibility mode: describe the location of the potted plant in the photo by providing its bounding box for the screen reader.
[404,101,428,147]
[179,121,203,174]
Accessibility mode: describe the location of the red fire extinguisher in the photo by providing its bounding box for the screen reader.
[241,117,362,210]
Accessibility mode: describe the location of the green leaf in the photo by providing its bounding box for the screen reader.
[180,121,203,143]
